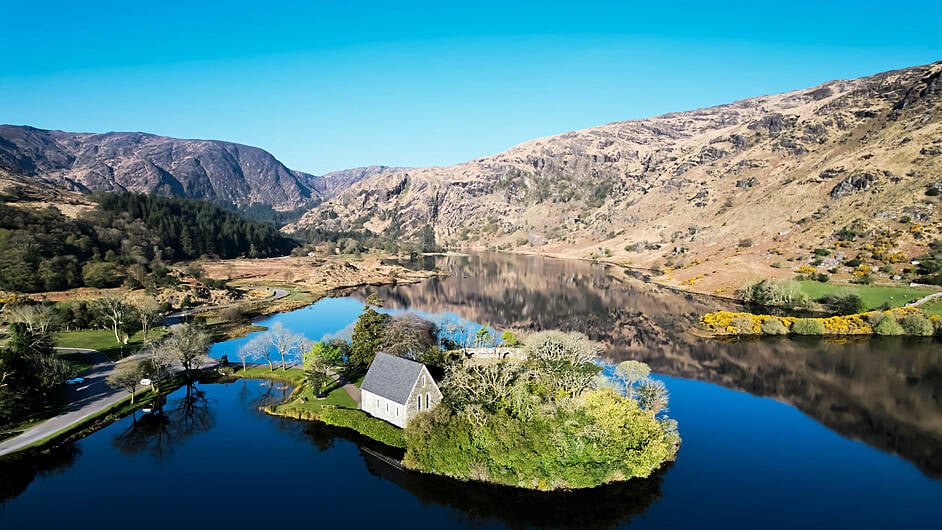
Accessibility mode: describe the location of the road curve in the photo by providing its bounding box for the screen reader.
[162,286,289,325]
[0,348,124,457]
[0,347,218,457]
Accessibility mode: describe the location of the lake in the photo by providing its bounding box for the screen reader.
[2,252,940,529]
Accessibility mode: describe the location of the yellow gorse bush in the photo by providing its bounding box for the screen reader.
[700,306,932,336]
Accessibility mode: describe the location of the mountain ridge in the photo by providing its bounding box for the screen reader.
[0,125,403,212]
[294,60,942,292]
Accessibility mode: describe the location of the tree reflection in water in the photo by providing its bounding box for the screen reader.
[363,253,942,478]
[0,444,80,504]
[112,382,214,458]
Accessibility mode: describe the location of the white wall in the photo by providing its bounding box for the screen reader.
[360,389,407,428]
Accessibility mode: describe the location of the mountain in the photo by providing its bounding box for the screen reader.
[305,165,409,198]
[295,61,942,292]
[0,126,324,211]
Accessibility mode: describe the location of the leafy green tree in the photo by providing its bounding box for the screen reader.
[304,356,332,397]
[82,261,123,288]
[350,306,390,367]
[820,293,866,315]
[500,330,522,347]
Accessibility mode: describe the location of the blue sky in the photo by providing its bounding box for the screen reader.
[1,1,939,174]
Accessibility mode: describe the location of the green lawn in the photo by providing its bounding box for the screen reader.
[231,366,307,385]
[55,327,169,360]
[797,281,937,311]
[921,298,942,317]
[274,381,356,416]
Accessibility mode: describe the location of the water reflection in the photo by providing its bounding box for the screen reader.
[360,449,664,530]
[0,444,80,504]
[365,253,942,477]
[299,416,665,530]
[111,382,215,458]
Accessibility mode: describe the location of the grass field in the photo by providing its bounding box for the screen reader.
[921,298,942,317]
[797,281,937,311]
[231,366,307,384]
[55,327,168,361]
[274,381,357,416]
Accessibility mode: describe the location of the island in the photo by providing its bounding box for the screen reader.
[234,298,681,491]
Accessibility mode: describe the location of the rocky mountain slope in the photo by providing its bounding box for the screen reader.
[306,165,408,198]
[0,126,394,212]
[296,61,942,292]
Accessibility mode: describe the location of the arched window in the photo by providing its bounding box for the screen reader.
[426,392,430,409]
[417,395,422,410]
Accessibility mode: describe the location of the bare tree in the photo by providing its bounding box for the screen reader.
[160,325,210,374]
[266,323,307,370]
[126,294,163,343]
[443,360,524,413]
[241,334,273,371]
[380,315,436,360]
[141,343,174,394]
[107,361,144,404]
[93,297,135,345]
[5,304,57,336]
[525,331,602,398]
[236,336,265,371]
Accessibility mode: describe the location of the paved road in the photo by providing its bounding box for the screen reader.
[906,291,942,308]
[0,348,122,456]
[0,348,218,457]
[162,286,289,325]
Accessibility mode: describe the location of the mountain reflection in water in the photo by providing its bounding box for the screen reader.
[368,253,942,477]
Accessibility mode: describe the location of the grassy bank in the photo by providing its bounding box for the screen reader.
[797,281,937,312]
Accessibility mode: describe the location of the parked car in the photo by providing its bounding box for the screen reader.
[64,377,86,385]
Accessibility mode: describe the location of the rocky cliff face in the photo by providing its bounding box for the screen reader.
[304,165,408,199]
[296,61,942,292]
[0,126,320,211]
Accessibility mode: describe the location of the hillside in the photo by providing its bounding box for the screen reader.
[0,174,298,293]
[295,61,942,293]
[0,127,396,212]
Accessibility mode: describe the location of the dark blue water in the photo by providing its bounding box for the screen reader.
[2,253,940,529]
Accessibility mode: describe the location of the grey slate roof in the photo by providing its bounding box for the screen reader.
[360,352,425,405]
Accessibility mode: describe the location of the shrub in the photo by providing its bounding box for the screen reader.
[814,273,830,283]
[738,280,811,309]
[899,314,934,336]
[791,318,825,335]
[317,407,406,448]
[731,315,759,334]
[813,248,831,256]
[820,293,866,315]
[403,389,678,490]
[760,318,788,335]
[738,239,754,248]
[873,314,904,336]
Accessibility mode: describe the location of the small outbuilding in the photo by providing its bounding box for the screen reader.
[360,352,442,428]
